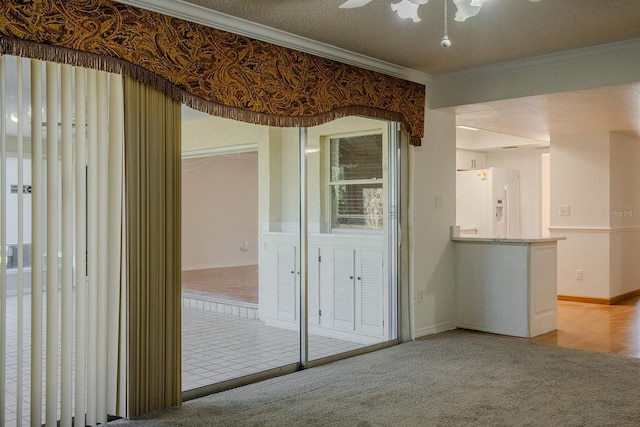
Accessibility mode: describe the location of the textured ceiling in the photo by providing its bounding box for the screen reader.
[184,0,640,74]
[169,0,640,143]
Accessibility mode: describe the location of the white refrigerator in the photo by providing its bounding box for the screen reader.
[456,167,520,238]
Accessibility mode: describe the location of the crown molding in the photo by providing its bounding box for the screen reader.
[113,0,428,85]
[431,37,640,85]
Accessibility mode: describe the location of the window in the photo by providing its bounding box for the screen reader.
[329,133,383,230]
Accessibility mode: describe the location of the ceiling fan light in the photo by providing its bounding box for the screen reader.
[453,0,482,22]
[391,0,421,23]
[339,0,374,8]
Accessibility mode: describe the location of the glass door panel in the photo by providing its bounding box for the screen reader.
[304,117,399,362]
[180,112,300,393]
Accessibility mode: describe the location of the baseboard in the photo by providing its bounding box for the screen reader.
[181,264,257,272]
[610,288,640,304]
[414,321,456,339]
[558,288,640,305]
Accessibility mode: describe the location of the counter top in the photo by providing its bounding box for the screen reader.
[450,226,566,243]
[451,236,566,243]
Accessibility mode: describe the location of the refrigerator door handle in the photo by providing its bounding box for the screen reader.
[504,185,511,237]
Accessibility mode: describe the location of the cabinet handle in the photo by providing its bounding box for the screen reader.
[349,276,354,280]
[357,277,362,281]
[291,271,295,274]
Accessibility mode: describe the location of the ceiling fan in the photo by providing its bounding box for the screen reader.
[340,0,542,47]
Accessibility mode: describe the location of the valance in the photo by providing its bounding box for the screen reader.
[0,0,425,145]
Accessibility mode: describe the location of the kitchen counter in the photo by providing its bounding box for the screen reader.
[453,233,564,338]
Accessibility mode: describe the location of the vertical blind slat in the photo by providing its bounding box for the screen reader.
[30,59,44,427]
[16,55,25,427]
[86,68,99,427]
[96,72,109,425]
[60,63,74,427]
[0,54,7,427]
[107,74,124,415]
[74,67,88,427]
[45,60,59,427]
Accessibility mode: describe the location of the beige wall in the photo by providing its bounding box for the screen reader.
[410,109,457,337]
[181,115,267,269]
[181,153,259,269]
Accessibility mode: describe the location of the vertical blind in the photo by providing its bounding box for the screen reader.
[0,55,126,426]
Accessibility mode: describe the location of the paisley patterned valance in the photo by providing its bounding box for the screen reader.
[0,0,425,145]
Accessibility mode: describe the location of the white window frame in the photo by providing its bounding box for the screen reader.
[322,129,388,233]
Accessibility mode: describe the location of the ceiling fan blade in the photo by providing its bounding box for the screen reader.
[339,0,374,9]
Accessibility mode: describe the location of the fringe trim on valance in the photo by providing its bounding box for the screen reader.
[1,37,421,146]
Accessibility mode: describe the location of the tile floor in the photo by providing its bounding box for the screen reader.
[182,305,365,390]
[3,293,366,425]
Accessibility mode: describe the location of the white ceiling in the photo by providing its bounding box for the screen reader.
[133,0,640,145]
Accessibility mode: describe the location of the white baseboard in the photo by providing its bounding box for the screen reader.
[414,321,456,339]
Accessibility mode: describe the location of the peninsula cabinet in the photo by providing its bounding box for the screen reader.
[453,236,564,338]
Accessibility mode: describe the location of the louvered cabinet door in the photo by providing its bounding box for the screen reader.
[276,244,297,321]
[332,248,356,331]
[356,249,384,337]
[307,247,321,326]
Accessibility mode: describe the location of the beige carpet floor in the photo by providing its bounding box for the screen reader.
[113,330,640,426]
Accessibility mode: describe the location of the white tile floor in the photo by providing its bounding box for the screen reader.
[182,305,365,390]
[3,293,366,425]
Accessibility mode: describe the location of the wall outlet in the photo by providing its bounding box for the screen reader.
[559,205,571,216]
[576,269,583,280]
[418,290,424,303]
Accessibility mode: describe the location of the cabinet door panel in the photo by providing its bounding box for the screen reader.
[332,248,355,331]
[276,245,297,321]
[358,249,384,336]
[308,247,320,326]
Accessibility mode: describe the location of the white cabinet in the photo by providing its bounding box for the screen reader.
[273,244,321,324]
[261,233,386,344]
[275,245,297,321]
[330,248,384,337]
[455,238,560,338]
[456,149,486,171]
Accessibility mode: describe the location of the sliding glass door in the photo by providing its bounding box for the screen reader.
[301,118,399,363]
[180,113,400,395]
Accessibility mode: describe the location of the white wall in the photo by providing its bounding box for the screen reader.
[550,132,611,229]
[181,154,259,269]
[550,132,611,298]
[486,147,546,237]
[410,109,457,337]
[550,131,640,299]
[609,133,640,296]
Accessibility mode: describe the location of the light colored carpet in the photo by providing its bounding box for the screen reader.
[113,330,640,426]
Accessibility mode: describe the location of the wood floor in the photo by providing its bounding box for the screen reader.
[531,295,640,358]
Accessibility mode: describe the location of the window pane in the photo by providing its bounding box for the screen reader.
[332,183,383,229]
[330,134,382,181]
